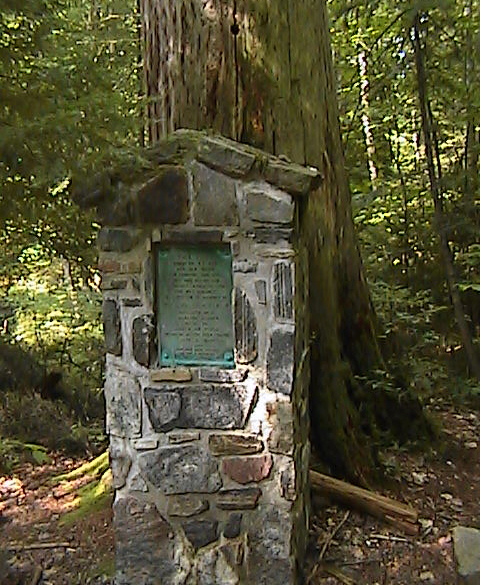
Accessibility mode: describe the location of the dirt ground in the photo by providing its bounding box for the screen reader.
[1,400,479,584]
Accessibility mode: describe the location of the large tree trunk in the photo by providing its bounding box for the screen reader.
[138,0,403,482]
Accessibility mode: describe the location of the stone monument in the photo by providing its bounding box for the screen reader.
[78,130,321,584]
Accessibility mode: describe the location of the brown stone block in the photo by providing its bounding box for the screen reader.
[167,494,209,517]
[266,401,294,455]
[222,454,272,484]
[209,434,263,456]
[98,258,120,273]
[217,488,262,510]
[150,368,192,382]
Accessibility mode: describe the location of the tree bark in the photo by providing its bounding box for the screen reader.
[138,0,408,482]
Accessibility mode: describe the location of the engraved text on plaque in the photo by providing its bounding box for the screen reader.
[156,245,234,367]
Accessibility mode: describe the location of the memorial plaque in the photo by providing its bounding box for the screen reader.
[156,245,234,367]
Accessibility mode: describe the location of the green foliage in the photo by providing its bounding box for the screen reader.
[0,0,140,270]
[0,437,51,473]
[329,0,480,393]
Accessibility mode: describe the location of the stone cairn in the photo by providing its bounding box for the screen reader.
[77,130,321,584]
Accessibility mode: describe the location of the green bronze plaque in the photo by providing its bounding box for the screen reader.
[156,244,234,367]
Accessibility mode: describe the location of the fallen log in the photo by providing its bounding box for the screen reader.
[310,470,418,535]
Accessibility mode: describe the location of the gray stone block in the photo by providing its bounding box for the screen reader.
[114,497,177,585]
[255,280,267,304]
[234,289,258,364]
[199,368,247,383]
[136,167,189,225]
[179,384,256,430]
[132,315,156,367]
[453,526,480,584]
[138,444,222,494]
[245,183,293,224]
[192,162,239,226]
[266,329,295,395]
[273,262,294,322]
[254,227,293,243]
[144,389,181,432]
[102,299,122,356]
[97,227,141,252]
[182,519,218,550]
[223,513,242,539]
[248,505,294,583]
[109,436,131,489]
[105,375,141,438]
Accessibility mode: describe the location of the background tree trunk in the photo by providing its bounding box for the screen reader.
[138,0,411,482]
[412,15,480,381]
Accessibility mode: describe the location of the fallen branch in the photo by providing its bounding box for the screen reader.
[7,542,72,551]
[310,470,418,535]
[319,511,350,560]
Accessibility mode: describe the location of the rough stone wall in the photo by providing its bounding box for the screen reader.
[94,132,318,585]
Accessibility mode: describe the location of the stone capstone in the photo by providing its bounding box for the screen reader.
[136,167,189,225]
[453,526,480,585]
[244,183,294,225]
[198,136,256,177]
[266,329,295,395]
[273,262,294,322]
[192,162,239,226]
[102,299,122,356]
[109,436,131,490]
[132,315,155,367]
[138,444,222,494]
[223,514,243,539]
[182,519,218,550]
[113,497,177,585]
[265,158,321,196]
[167,494,209,517]
[234,289,258,364]
[97,227,141,252]
[144,389,181,432]
[222,455,273,485]
[217,488,262,510]
[209,434,263,456]
[105,374,141,438]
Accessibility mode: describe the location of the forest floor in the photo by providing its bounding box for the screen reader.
[0,399,479,584]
